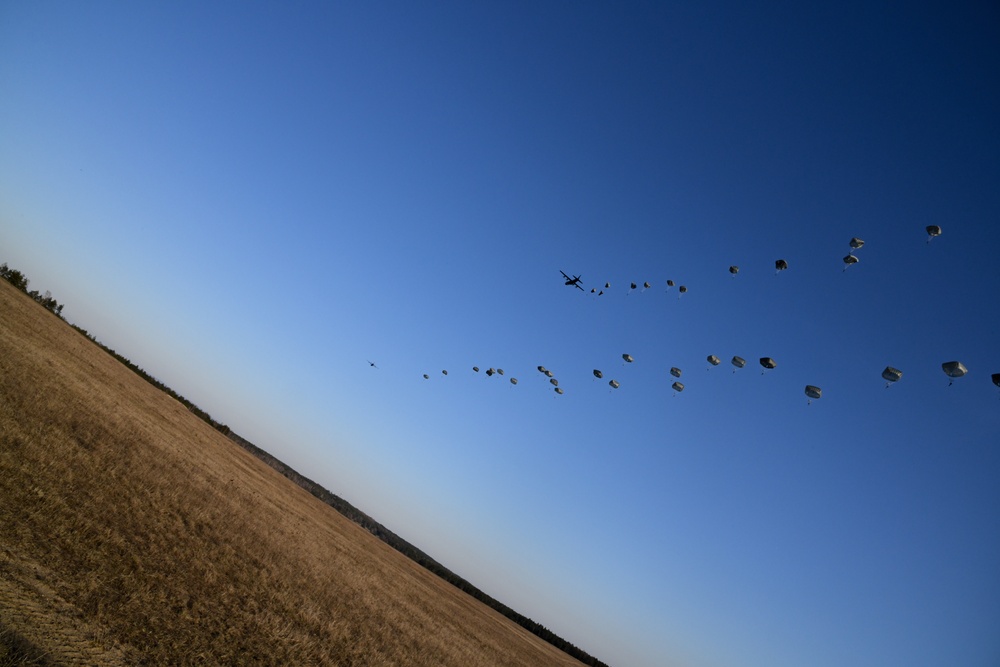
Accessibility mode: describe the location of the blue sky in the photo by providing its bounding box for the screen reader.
[2,2,999,666]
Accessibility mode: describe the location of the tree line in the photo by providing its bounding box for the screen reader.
[1,263,65,317]
[1,262,230,436]
[229,431,611,667]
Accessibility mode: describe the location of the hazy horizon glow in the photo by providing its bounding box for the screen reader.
[2,3,999,666]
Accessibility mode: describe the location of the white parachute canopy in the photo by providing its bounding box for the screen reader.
[882,366,903,387]
[942,361,968,385]
[942,361,968,377]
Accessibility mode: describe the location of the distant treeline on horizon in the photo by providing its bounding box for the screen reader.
[1,260,611,667]
[1,262,233,436]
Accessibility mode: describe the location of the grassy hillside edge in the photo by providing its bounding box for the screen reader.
[228,432,610,667]
[0,265,611,667]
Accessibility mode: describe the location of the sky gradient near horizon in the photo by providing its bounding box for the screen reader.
[2,3,1000,666]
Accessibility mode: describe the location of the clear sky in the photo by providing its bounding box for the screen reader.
[2,2,999,666]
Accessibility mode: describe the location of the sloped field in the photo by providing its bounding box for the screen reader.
[0,280,584,667]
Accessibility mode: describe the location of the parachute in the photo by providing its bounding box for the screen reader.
[926,225,942,242]
[678,285,687,294]
[805,385,822,403]
[605,282,611,289]
[622,353,634,363]
[882,366,903,387]
[544,370,554,378]
[672,381,684,393]
[992,373,1000,388]
[537,365,547,373]
[497,368,504,376]
[942,361,968,385]
[486,368,495,377]
[670,367,682,378]
[473,366,480,372]
[729,265,739,276]
[775,259,788,272]
[731,356,746,371]
[593,369,603,379]
[423,374,430,379]
[843,254,859,270]
[609,379,620,389]
[550,378,559,386]
[759,357,777,371]
[849,237,865,250]
[707,355,721,368]
[666,280,675,289]
[442,370,448,376]
[642,281,651,291]
[554,387,564,395]
[510,378,518,385]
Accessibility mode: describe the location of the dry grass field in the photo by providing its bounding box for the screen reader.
[0,279,588,666]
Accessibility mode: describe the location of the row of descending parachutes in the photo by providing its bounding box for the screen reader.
[548,226,1000,402]
[577,226,946,299]
[417,225,1000,401]
[420,356,1000,403]
[590,354,817,405]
